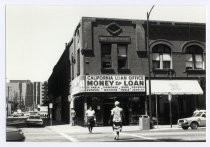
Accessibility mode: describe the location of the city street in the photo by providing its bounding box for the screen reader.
[4,5,207,145]
[20,125,206,142]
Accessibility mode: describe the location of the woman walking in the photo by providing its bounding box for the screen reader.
[85,106,96,133]
[111,101,124,140]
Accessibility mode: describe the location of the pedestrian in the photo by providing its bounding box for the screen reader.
[111,101,124,140]
[85,106,96,133]
[71,108,76,126]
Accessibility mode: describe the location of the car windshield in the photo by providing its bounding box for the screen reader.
[193,112,203,117]
[29,116,41,119]
[29,112,38,115]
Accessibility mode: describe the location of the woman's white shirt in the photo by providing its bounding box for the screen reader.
[86,110,95,117]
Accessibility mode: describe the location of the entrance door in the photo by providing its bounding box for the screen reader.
[103,103,114,126]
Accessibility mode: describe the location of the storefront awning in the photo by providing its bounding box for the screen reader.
[146,80,203,95]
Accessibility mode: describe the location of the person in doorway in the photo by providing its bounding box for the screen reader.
[111,101,124,140]
[85,106,96,133]
[71,108,76,126]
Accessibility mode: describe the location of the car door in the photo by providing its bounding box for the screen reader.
[199,113,206,127]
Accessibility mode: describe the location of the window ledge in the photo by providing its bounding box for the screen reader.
[185,69,206,74]
[101,68,114,70]
[153,68,175,74]
[118,68,130,73]
[101,68,115,74]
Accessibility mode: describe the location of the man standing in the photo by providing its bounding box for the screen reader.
[111,101,124,140]
[71,108,76,126]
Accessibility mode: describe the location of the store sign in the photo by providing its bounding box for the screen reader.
[99,36,131,43]
[86,75,145,92]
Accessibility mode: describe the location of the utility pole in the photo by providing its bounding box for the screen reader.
[147,5,155,120]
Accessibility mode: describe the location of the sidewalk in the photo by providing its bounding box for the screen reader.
[47,123,180,134]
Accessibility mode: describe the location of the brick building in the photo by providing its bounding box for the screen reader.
[48,17,205,125]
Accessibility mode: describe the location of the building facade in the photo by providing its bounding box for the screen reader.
[6,80,44,114]
[48,17,205,125]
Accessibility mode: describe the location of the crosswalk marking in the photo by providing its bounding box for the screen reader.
[58,132,79,142]
[121,132,155,140]
[48,127,79,142]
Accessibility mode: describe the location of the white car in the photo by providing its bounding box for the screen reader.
[177,110,206,130]
[26,115,44,127]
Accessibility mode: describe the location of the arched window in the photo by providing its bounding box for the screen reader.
[185,45,204,70]
[152,44,172,69]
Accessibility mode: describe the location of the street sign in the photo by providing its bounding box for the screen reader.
[168,92,172,101]
[49,103,53,108]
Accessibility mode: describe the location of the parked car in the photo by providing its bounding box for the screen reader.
[177,110,206,130]
[12,112,24,117]
[6,126,25,141]
[23,112,30,117]
[26,115,44,127]
[29,111,39,116]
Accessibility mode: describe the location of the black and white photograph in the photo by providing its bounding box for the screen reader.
[0,0,209,146]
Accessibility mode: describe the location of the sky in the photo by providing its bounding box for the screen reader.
[5,5,206,82]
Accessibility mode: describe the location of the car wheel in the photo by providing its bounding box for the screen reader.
[182,126,189,130]
[190,122,198,130]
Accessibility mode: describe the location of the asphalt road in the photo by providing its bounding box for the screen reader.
[20,126,70,142]
[20,126,206,142]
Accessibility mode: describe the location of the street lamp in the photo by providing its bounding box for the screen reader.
[147,5,155,121]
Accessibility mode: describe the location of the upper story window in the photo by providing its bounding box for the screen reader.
[185,45,205,70]
[71,53,75,80]
[101,44,112,69]
[117,44,128,69]
[76,29,80,43]
[77,49,80,76]
[152,44,172,70]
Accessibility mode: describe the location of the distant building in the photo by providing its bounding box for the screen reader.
[33,82,43,107]
[42,81,49,106]
[6,80,44,114]
[48,17,205,125]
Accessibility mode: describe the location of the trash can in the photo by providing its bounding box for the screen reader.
[139,115,150,130]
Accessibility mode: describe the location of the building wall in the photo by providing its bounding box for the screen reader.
[32,82,43,107]
[80,18,205,78]
[48,17,206,125]
[48,46,70,123]
[25,83,33,108]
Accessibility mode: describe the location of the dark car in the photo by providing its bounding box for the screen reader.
[26,115,44,127]
[6,126,25,142]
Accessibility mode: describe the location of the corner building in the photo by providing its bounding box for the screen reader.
[48,17,205,126]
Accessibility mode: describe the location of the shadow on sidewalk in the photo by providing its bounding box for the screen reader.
[45,120,66,126]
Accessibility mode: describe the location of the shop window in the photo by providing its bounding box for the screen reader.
[101,44,112,69]
[185,45,204,70]
[152,44,172,70]
[118,44,128,69]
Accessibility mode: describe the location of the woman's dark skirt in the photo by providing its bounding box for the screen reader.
[87,116,95,127]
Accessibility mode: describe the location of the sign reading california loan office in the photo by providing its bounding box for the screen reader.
[86,75,145,92]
